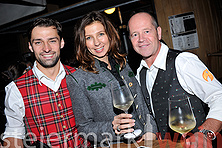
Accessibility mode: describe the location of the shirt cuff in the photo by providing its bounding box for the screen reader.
[2,127,25,140]
[206,111,222,122]
[206,104,222,122]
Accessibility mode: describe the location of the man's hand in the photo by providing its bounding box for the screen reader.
[184,118,222,148]
[112,113,135,135]
[185,132,212,148]
[3,137,24,148]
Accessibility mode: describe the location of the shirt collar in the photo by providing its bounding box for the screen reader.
[153,42,168,70]
[137,42,169,72]
[32,61,65,84]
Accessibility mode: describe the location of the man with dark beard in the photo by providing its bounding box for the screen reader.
[2,18,89,148]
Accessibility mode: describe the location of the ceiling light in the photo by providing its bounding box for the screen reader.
[104,7,116,14]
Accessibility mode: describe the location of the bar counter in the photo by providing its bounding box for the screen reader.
[99,140,184,148]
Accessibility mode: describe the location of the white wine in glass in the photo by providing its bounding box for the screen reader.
[111,82,142,139]
[111,83,134,114]
[168,95,196,136]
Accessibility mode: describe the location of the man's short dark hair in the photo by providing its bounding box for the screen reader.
[28,18,62,42]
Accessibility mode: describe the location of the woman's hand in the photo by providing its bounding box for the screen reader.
[112,113,135,135]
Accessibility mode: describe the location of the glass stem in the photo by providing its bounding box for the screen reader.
[181,133,186,145]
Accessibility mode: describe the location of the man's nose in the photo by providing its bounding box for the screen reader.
[138,34,145,42]
[43,42,52,52]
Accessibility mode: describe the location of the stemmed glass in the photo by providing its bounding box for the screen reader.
[168,95,196,139]
[111,83,134,114]
[111,81,142,139]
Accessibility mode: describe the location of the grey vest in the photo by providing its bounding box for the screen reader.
[140,50,208,139]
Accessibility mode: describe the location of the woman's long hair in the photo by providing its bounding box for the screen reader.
[74,11,126,73]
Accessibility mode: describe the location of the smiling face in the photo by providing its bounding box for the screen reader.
[29,26,64,70]
[85,21,110,63]
[128,12,162,66]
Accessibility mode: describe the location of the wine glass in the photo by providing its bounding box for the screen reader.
[111,81,142,139]
[168,95,196,139]
[111,83,134,114]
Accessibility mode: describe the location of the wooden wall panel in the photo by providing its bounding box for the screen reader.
[154,0,222,79]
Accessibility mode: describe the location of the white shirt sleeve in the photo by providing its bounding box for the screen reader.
[3,81,25,140]
[175,52,222,121]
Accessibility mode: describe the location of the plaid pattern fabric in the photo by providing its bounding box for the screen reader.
[15,65,90,148]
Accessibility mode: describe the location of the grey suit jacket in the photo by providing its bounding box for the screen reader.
[66,59,157,144]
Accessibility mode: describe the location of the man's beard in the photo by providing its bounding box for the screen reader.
[36,55,60,68]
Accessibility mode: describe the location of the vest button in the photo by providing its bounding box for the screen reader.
[63,125,66,129]
[139,115,141,119]
[136,105,139,109]
[58,104,61,107]
[129,82,133,87]
[60,115,63,118]
[56,93,58,96]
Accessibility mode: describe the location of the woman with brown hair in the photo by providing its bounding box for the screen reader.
[66,11,157,146]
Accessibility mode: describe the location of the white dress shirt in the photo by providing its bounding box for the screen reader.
[136,43,222,122]
[3,61,66,140]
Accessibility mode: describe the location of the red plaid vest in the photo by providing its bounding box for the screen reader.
[14,65,88,147]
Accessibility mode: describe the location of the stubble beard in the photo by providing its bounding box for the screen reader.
[35,52,60,68]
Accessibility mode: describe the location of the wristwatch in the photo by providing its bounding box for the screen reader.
[199,129,216,140]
